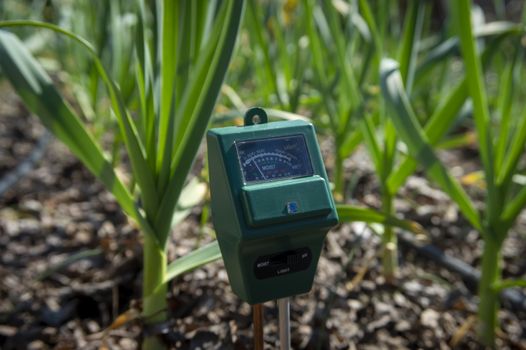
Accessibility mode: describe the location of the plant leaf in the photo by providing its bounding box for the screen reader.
[0,21,159,237]
[265,108,310,122]
[155,0,245,246]
[494,60,515,171]
[246,0,287,109]
[358,0,382,55]
[387,24,519,195]
[397,0,426,93]
[386,78,468,193]
[450,0,495,198]
[492,279,526,293]
[339,129,362,158]
[0,30,139,222]
[164,241,221,283]
[304,0,338,133]
[497,66,526,189]
[337,205,425,236]
[359,115,382,175]
[171,177,207,230]
[37,248,103,280]
[380,58,482,231]
[415,21,521,83]
[501,185,526,229]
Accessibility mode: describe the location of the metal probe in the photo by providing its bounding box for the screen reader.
[278,298,291,350]
[253,304,264,350]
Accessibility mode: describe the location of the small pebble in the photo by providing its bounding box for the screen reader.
[420,308,440,329]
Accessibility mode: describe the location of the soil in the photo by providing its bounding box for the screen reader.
[1,86,525,350]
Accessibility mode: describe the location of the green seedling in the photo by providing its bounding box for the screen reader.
[58,0,136,139]
[357,0,426,282]
[243,0,310,113]
[239,0,426,282]
[0,1,244,349]
[381,0,525,345]
[342,0,518,282]
[303,0,365,201]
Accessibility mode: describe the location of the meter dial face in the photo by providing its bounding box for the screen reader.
[235,135,313,183]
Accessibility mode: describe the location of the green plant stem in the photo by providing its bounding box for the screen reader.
[334,151,344,201]
[381,191,397,282]
[142,233,168,350]
[477,236,501,346]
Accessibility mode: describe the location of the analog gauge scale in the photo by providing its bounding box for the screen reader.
[235,135,313,183]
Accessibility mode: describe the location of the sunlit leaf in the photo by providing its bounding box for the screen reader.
[492,278,526,293]
[380,58,481,231]
[337,205,426,236]
[0,30,139,222]
[164,241,222,283]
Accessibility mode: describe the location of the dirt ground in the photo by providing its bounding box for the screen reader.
[1,88,525,349]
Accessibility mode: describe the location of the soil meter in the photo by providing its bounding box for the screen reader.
[207,107,338,305]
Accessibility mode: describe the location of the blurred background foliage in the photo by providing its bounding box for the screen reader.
[3,0,525,170]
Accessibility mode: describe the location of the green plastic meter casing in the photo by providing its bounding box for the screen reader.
[207,115,338,305]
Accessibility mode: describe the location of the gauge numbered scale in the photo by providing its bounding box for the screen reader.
[236,135,313,183]
[207,108,338,304]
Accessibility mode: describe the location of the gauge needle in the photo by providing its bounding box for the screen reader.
[253,160,267,180]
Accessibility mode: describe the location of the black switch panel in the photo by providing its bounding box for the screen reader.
[254,247,312,280]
